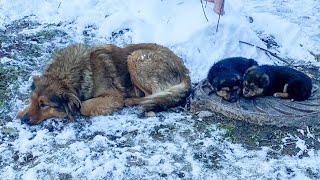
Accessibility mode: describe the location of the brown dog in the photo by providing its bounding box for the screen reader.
[17,43,191,125]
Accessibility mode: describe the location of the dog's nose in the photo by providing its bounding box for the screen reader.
[21,113,30,124]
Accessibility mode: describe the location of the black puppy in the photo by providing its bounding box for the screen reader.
[207,57,258,102]
[242,65,312,101]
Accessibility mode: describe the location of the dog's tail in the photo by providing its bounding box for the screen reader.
[139,79,192,112]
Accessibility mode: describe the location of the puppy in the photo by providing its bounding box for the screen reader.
[242,65,312,101]
[207,57,258,102]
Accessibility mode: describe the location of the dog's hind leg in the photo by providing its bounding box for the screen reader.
[134,86,145,97]
[273,92,289,98]
[273,84,289,99]
[80,95,124,116]
[285,78,312,101]
[127,48,191,112]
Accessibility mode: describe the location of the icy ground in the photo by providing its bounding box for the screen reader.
[0,0,320,179]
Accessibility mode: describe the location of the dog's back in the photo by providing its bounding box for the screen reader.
[261,65,312,100]
[207,57,258,84]
[125,44,192,112]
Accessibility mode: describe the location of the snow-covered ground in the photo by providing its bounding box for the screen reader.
[0,0,319,179]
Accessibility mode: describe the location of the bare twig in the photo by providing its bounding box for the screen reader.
[58,2,61,9]
[216,0,225,32]
[239,40,292,65]
[201,0,209,22]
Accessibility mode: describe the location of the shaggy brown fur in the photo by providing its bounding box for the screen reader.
[17,43,191,125]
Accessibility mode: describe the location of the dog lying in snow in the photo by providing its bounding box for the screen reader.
[17,43,192,125]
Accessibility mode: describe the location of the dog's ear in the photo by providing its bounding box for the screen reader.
[211,78,220,91]
[33,75,41,81]
[31,75,42,90]
[62,93,81,120]
[249,59,259,66]
[235,74,243,87]
[260,74,270,87]
[245,66,257,74]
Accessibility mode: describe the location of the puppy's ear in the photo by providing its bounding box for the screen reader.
[235,75,243,87]
[249,59,259,66]
[260,74,270,87]
[62,93,81,120]
[245,66,257,74]
[211,78,220,91]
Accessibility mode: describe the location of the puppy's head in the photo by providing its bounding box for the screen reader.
[242,66,270,97]
[209,73,242,103]
[17,75,81,125]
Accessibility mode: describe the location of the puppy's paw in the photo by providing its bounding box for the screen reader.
[273,93,280,98]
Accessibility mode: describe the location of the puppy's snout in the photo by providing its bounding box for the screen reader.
[243,87,249,95]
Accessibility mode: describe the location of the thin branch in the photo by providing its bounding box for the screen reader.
[201,0,209,22]
[239,40,292,65]
[216,0,225,32]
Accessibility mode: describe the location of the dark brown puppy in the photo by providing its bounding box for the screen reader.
[207,57,258,102]
[17,43,191,125]
[242,65,312,101]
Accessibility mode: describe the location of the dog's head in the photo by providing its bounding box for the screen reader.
[242,66,270,97]
[209,73,242,103]
[17,75,81,125]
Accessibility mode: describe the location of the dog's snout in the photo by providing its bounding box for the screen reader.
[21,113,30,124]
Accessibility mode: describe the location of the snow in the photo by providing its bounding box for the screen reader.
[0,0,320,179]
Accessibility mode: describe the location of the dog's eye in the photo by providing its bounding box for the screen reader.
[221,88,230,92]
[39,101,48,108]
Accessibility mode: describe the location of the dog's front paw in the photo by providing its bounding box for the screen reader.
[124,98,140,106]
[124,99,134,106]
